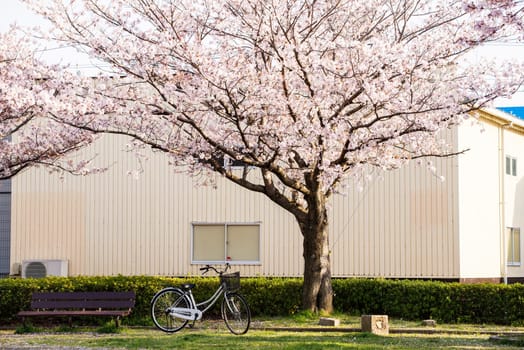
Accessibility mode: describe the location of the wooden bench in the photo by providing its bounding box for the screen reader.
[17,291,136,327]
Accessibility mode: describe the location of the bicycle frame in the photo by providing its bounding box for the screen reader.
[165,283,226,321]
[195,283,226,313]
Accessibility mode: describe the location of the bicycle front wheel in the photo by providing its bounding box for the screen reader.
[221,292,251,335]
[151,288,190,333]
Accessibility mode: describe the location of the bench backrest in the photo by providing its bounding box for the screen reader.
[30,291,136,310]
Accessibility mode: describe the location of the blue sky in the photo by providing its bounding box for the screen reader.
[497,106,524,119]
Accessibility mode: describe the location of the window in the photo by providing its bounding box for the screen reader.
[507,227,521,266]
[224,156,248,168]
[192,223,260,264]
[506,156,517,176]
[198,154,251,171]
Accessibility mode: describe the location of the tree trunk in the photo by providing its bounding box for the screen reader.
[298,195,334,313]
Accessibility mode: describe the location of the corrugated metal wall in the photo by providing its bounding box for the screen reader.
[330,154,458,278]
[0,179,11,277]
[11,131,459,278]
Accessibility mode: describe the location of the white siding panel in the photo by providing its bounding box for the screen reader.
[12,130,460,278]
[501,123,524,279]
[11,135,304,277]
[457,119,503,279]
[330,129,459,278]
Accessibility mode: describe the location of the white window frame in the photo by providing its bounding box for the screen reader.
[507,227,521,266]
[223,155,255,170]
[191,222,261,265]
[506,155,517,176]
[223,156,245,168]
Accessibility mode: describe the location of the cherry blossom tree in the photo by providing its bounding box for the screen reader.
[22,0,524,312]
[0,29,95,179]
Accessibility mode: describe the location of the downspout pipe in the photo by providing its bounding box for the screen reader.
[499,124,508,284]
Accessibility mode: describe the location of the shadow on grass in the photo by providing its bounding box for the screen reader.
[53,330,506,350]
[489,335,524,347]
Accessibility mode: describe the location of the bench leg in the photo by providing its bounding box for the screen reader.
[115,316,121,328]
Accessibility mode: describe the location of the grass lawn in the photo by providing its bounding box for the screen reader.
[2,314,524,349]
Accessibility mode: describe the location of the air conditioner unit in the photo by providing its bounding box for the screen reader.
[21,259,68,278]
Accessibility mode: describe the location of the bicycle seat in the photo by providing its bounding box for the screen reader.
[181,283,196,290]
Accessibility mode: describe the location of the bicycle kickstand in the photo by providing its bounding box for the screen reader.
[187,315,198,329]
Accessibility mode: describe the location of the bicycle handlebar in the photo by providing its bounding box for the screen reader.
[200,263,231,275]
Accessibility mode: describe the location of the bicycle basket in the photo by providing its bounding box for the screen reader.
[221,271,240,292]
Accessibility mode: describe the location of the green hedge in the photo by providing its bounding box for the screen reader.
[0,275,219,326]
[2,276,524,326]
[332,278,524,325]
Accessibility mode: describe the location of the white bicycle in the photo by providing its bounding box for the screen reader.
[150,264,251,335]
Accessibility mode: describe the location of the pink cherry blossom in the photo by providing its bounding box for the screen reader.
[18,0,524,312]
[0,28,97,179]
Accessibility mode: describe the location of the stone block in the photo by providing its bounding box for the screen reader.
[361,315,389,335]
[319,317,340,326]
[422,319,437,327]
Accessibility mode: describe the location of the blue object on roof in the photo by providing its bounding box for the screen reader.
[497,106,524,120]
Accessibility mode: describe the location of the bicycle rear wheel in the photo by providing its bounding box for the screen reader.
[151,288,190,332]
[221,292,251,335]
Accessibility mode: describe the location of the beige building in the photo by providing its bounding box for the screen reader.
[3,108,524,282]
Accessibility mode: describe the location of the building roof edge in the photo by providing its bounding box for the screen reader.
[476,108,524,134]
